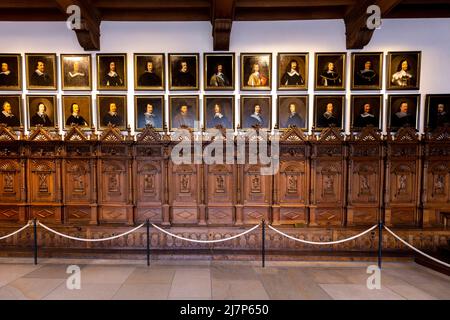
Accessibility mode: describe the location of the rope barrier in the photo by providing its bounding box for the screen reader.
[37,221,145,242]
[384,225,450,268]
[268,224,378,245]
[151,223,260,243]
[0,220,32,240]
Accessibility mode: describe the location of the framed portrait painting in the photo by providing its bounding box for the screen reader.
[240,53,272,91]
[60,54,92,91]
[97,95,127,130]
[204,53,235,91]
[350,95,383,131]
[387,94,420,131]
[0,95,22,128]
[135,95,164,131]
[168,95,199,131]
[425,94,450,130]
[387,51,421,90]
[313,95,345,130]
[277,53,308,90]
[26,95,57,129]
[277,95,308,130]
[0,54,22,91]
[204,96,234,130]
[351,52,383,90]
[168,54,199,91]
[315,53,346,91]
[240,95,272,130]
[96,54,127,91]
[134,54,164,91]
[25,53,57,90]
[62,95,92,130]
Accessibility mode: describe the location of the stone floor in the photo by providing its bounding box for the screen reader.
[0,258,449,300]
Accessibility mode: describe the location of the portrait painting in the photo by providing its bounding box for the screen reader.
[134,54,164,90]
[388,94,420,131]
[315,53,346,91]
[169,95,199,131]
[350,95,383,130]
[169,54,199,90]
[60,54,92,91]
[97,95,127,130]
[135,95,164,131]
[62,95,92,130]
[0,54,22,91]
[25,53,57,90]
[204,96,234,130]
[204,53,235,91]
[240,53,272,91]
[240,95,272,130]
[351,52,383,90]
[313,95,345,130]
[387,51,421,90]
[96,54,127,91]
[0,95,22,128]
[426,94,450,130]
[277,95,308,130]
[277,53,308,90]
[26,95,57,129]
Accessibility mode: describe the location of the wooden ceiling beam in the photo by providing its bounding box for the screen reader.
[236,0,356,8]
[211,0,235,51]
[55,0,101,51]
[344,0,403,49]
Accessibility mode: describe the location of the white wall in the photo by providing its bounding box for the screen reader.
[0,19,449,134]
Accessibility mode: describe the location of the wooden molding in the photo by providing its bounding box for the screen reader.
[211,0,235,51]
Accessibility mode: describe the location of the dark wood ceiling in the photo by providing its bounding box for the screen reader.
[0,0,449,50]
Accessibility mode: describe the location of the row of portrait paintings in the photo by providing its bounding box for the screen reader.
[0,52,421,92]
[1,94,448,132]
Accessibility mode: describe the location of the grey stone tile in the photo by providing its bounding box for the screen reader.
[212,279,269,300]
[168,268,211,299]
[320,284,405,300]
[0,278,64,300]
[112,283,171,300]
[43,283,122,300]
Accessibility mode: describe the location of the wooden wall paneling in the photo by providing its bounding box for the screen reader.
[310,127,346,227]
[97,125,133,225]
[134,126,166,224]
[0,125,26,223]
[385,127,422,227]
[347,127,384,226]
[26,126,63,224]
[63,126,98,225]
[423,127,450,227]
[276,127,310,226]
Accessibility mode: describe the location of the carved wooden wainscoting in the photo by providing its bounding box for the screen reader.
[0,124,449,257]
[385,127,422,227]
[134,126,167,224]
[347,127,384,226]
[310,127,347,227]
[275,127,309,226]
[27,126,63,224]
[423,127,450,227]
[0,125,26,223]
[97,126,134,225]
[63,126,98,225]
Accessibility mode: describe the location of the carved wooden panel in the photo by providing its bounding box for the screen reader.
[0,160,20,202]
[170,163,199,224]
[64,160,91,202]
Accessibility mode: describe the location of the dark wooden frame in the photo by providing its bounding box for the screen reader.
[60,54,92,91]
[25,53,57,91]
[350,52,383,90]
[134,95,165,132]
[386,51,421,91]
[240,53,272,91]
[277,52,309,91]
[168,53,199,91]
[133,53,165,91]
[203,52,235,91]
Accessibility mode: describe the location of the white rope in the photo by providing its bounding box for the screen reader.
[37,221,145,242]
[151,223,260,243]
[0,221,32,240]
[268,224,378,245]
[384,225,450,268]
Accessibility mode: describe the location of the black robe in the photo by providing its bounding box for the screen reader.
[31,113,53,126]
[30,71,52,87]
[391,112,414,128]
[0,71,17,87]
[138,71,162,86]
[429,112,450,129]
[102,113,122,126]
[280,72,304,86]
[318,113,339,128]
[354,113,378,128]
[356,69,378,86]
[320,71,341,87]
[0,112,20,127]
[103,74,123,87]
[66,115,88,126]
[174,71,195,87]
